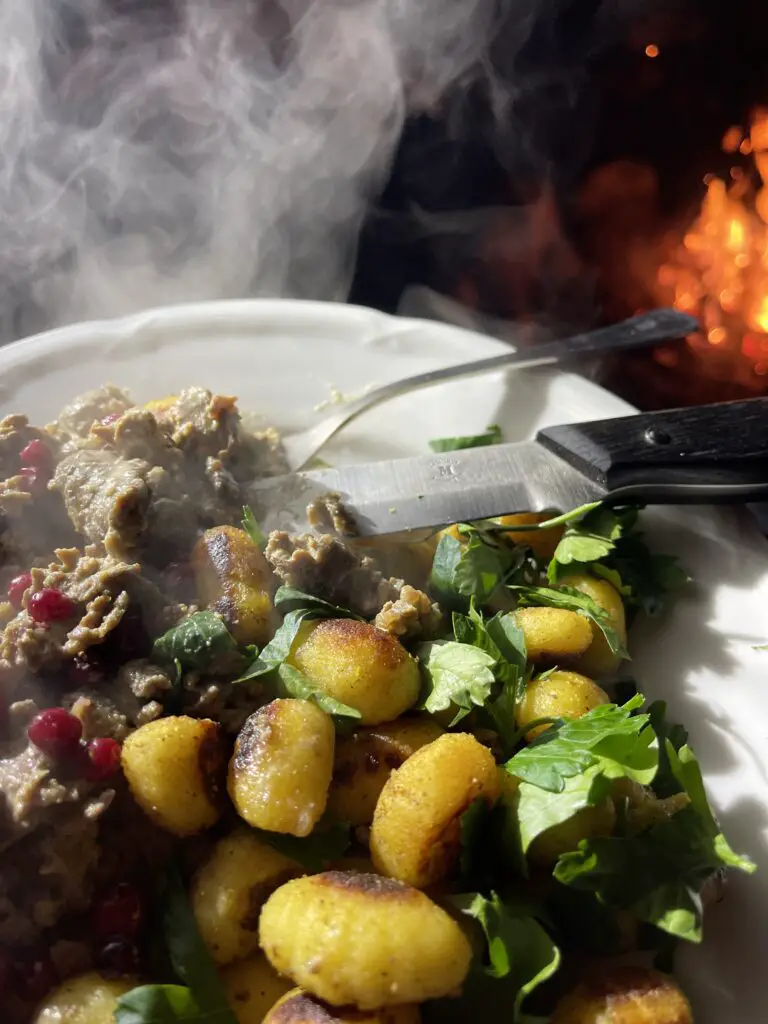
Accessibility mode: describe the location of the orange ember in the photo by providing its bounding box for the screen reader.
[657,108,768,385]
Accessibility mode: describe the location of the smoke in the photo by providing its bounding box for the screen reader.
[0,0,496,338]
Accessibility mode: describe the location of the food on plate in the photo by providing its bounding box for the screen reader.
[258,872,472,1008]
[0,385,752,1022]
[369,732,500,886]
[228,698,335,835]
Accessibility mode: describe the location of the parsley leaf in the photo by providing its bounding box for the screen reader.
[430,532,526,610]
[417,640,497,724]
[152,611,239,672]
[236,586,361,682]
[452,893,561,1017]
[274,663,361,721]
[509,584,629,659]
[258,820,352,872]
[452,602,528,748]
[115,985,206,1023]
[553,741,754,943]
[116,867,237,1024]
[241,505,267,549]
[504,694,656,794]
[428,425,502,452]
[547,505,688,619]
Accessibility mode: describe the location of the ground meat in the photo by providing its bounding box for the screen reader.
[53,450,153,557]
[117,659,173,702]
[374,584,444,640]
[51,385,133,442]
[265,530,403,618]
[307,492,358,537]
[0,414,55,480]
[0,809,100,945]
[153,387,239,458]
[0,549,184,680]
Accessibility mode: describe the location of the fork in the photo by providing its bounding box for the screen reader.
[281,308,698,471]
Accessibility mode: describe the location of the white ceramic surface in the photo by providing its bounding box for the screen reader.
[0,299,766,1021]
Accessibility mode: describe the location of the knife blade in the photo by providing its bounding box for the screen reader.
[250,397,768,537]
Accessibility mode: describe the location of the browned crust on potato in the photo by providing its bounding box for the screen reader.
[314,871,412,898]
[306,619,408,669]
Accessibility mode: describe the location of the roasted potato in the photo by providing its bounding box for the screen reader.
[287,619,421,725]
[550,965,693,1024]
[228,699,335,836]
[221,951,294,1023]
[515,670,610,740]
[33,972,136,1023]
[327,718,445,826]
[564,573,627,678]
[259,872,471,1009]
[121,716,224,835]
[193,830,302,964]
[508,607,593,663]
[263,988,421,1024]
[369,732,499,887]
[492,511,565,559]
[193,525,276,645]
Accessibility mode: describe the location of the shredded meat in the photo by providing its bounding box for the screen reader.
[50,385,133,444]
[374,584,444,640]
[265,530,404,618]
[307,492,359,537]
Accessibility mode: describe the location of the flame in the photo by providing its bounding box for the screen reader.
[657,108,768,387]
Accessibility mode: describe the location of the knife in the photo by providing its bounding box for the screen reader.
[250,397,768,536]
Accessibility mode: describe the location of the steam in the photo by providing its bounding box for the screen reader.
[0,0,495,338]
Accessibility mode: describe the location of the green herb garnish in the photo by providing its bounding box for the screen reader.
[428,425,503,453]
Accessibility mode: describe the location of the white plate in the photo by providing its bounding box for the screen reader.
[1,299,767,1021]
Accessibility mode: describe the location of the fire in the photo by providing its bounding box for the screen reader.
[657,108,768,383]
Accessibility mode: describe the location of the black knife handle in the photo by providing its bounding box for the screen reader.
[536,397,768,504]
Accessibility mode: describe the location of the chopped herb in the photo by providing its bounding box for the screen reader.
[236,587,361,682]
[450,892,561,1020]
[417,640,497,725]
[428,425,502,453]
[258,820,352,872]
[152,611,239,672]
[241,505,267,549]
[274,663,361,722]
[509,584,629,659]
[504,694,655,794]
[429,531,526,610]
[116,867,237,1024]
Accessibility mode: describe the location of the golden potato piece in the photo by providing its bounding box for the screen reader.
[550,965,693,1024]
[259,872,471,1009]
[287,619,420,725]
[193,830,302,964]
[515,670,610,740]
[221,952,294,1024]
[228,699,334,836]
[121,716,224,836]
[492,511,564,560]
[369,732,499,887]
[193,525,276,645]
[33,972,136,1024]
[508,607,592,663]
[564,573,628,678]
[328,718,445,826]
[264,988,421,1024]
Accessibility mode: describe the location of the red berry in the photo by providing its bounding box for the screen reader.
[27,708,83,758]
[7,572,32,608]
[19,439,53,471]
[28,588,77,624]
[87,737,122,781]
[93,883,142,941]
